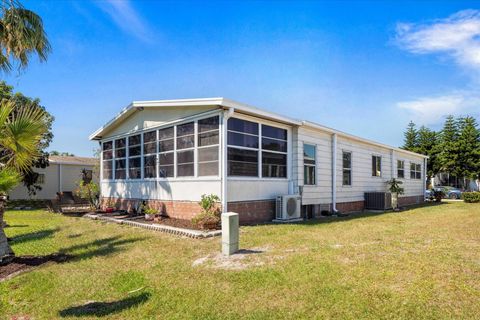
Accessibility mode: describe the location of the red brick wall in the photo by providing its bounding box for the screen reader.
[227,200,276,225]
[398,195,424,206]
[101,197,203,220]
[335,201,365,213]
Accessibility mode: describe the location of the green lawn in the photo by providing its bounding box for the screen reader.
[1,202,479,319]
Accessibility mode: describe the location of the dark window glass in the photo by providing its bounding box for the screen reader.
[103,160,112,179]
[343,152,352,186]
[198,162,218,176]
[372,156,381,177]
[177,135,194,149]
[262,137,287,152]
[343,152,351,169]
[228,148,258,176]
[198,146,218,162]
[129,145,141,156]
[144,155,156,178]
[228,132,258,148]
[144,142,157,154]
[159,165,174,178]
[198,131,219,147]
[228,118,258,135]
[262,125,287,140]
[159,151,174,178]
[159,139,174,152]
[304,166,315,185]
[115,159,126,179]
[304,144,316,165]
[128,157,141,179]
[128,134,141,146]
[198,116,219,132]
[262,152,287,178]
[177,122,194,136]
[158,127,174,140]
[115,138,126,149]
[177,164,194,177]
[343,170,351,186]
[103,141,113,151]
[103,150,113,160]
[177,150,194,164]
[115,148,126,158]
[144,131,156,143]
[159,152,174,165]
[397,160,405,179]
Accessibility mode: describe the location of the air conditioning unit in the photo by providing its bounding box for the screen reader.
[275,195,302,221]
[364,192,392,210]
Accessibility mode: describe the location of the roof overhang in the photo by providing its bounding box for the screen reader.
[89,97,301,140]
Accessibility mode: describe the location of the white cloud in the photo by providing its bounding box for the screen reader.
[95,0,153,43]
[396,10,480,69]
[395,10,480,124]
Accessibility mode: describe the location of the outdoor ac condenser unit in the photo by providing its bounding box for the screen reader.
[364,192,392,210]
[275,195,302,220]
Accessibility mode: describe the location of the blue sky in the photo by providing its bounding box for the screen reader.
[3,0,480,156]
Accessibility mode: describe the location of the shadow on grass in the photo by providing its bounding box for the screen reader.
[59,236,146,261]
[5,224,29,228]
[298,202,449,227]
[9,228,60,244]
[58,292,151,318]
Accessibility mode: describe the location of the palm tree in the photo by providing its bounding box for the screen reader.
[0,100,48,264]
[0,0,50,72]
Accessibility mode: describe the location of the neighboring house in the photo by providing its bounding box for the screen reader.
[433,172,479,191]
[89,98,427,224]
[8,156,98,200]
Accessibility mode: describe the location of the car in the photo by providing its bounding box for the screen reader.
[425,189,433,201]
[433,186,463,199]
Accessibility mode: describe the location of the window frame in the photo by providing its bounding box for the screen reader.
[303,143,316,185]
[226,115,290,180]
[342,150,352,186]
[397,160,405,179]
[372,155,382,177]
[410,162,422,180]
[100,111,222,182]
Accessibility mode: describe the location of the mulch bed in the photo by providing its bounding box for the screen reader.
[140,216,220,231]
[0,253,70,282]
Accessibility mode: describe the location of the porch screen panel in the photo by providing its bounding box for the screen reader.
[143,130,157,178]
[102,141,113,179]
[176,122,194,177]
[128,134,141,179]
[227,118,259,176]
[198,116,219,176]
[114,138,126,179]
[261,124,287,178]
[158,127,174,178]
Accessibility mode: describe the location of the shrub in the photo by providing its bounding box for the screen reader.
[75,180,100,210]
[462,192,480,203]
[433,190,444,202]
[142,204,157,215]
[192,194,220,229]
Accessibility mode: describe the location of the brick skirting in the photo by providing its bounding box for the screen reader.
[336,201,365,213]
[101,197,203,220]
[227,200,276,225]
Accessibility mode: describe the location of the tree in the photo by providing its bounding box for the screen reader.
[1,100,49,264]
[438,115,460,177]
[402,121,418,152]
[49,151,75,157]
[457,116,480,180]
[417,126,440,178]
[0,0,50,72]
[0,81,54,196]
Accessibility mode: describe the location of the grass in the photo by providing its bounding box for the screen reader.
[1,202,479,319]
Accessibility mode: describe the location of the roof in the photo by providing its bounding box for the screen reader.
[89,97,428,159]
[49,155,98,166]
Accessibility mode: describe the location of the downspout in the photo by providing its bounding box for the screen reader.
[221,107,234,213]
[331,133,338,213]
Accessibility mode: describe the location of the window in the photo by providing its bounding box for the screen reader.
[410,163,422,179]
[128,134,141,179]
[303,144,316,185]
[158,126,174,177]
[176,122,194,177]
[102,141,113,179]
[37,173,45,184]
[397,160,405,179]
[143,131,157,178]
[372,155,381,177]
[114,138,126,179]
[228,118,259,176]
[261,125,287,178]
[198,116,219,176]
[343,151,352,186]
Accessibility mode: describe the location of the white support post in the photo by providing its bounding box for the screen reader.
[221,212,239,256]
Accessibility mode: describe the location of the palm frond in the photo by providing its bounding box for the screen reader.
[0,167,21,195]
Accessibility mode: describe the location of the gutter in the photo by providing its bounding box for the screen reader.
[331,133,338,213]
[221,108,234,212]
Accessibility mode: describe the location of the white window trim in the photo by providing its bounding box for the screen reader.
[342,150,353,187]
[372,154,382,178]
[303,143,317,186]
[397,159,405,180]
